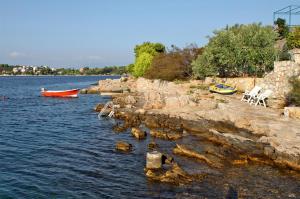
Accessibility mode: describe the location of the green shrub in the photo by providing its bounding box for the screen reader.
[126,64,135,74]
[287,76,300,106]
[278,43,291,61]
[133,52,154,77]
[132,42,165,77]
[192,23,277,78]
[287,27,300,49]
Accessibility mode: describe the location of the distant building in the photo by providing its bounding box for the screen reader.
[33,67,38,72]
[12,68,19,73]
[21,66,26,73]
[79,68,85,73]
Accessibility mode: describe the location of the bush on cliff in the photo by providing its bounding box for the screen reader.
[132,42,165,77]
[192,23,278,79]
[287,77,300,106]
[144,44,203,81]
[287,27,300,49]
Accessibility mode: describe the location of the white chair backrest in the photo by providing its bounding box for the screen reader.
[259,89,273,99]
[249,86,262,96]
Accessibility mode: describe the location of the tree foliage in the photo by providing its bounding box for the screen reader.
[192,23,277,79]
[133,52,154,77]
[287,27,300,49]
[80,66,127,75]
[145,44,203,81]
[274,18,289,39]
[132,42,165,77]
[134,42,165,58]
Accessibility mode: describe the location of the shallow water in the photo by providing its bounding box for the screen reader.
[0,76,299,199]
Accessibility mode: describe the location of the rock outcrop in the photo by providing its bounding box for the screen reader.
[284,107,300,119]
[173,144,223,168]
[115,141,132,152]
[145,163,201,185]
[150,129,183,140]
[80,86,100,94]
[131,127,147,139]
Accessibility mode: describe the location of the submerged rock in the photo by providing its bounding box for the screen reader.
[145,163,201,185]
[148,141,159,150]
[116,141,132,152]
[113,123,128,133]
[131,127,147,139]
[94,103,105,112]
[173,144,223,168]
[162,154,174,164]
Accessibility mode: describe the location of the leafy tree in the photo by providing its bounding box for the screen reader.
[287,27,300,49]
[134,42,165,58]
[133,52,154,77]
[145,44,203,81]
[132,42,165,77]
[192,23,277,79]
[274,18,289,39]
[126,63,135,74]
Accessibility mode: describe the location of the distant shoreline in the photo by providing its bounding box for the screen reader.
[0,74,121,77]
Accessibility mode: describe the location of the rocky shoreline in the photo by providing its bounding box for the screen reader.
[87,76,300,184]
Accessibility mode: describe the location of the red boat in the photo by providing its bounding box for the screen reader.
[41,88,79,98]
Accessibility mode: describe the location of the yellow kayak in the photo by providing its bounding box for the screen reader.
[209,83,237,95]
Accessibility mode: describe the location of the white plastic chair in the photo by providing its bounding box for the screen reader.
[241,86,262,103]
[252,90,273,108]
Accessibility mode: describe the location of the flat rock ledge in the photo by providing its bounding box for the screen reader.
[114,109,300,172]
[96,77,300,172]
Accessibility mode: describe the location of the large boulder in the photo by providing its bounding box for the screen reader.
[80,86,100,94]
[99,78,130,93]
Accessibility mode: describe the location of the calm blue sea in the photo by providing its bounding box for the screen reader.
[0,76,160,199]
[0,76,299,199]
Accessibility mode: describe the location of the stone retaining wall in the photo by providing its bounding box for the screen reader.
[261,61,300,99]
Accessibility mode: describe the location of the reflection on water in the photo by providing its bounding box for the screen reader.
[0,76,299,198]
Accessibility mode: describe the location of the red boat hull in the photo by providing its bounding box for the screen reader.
[41,89,79,98]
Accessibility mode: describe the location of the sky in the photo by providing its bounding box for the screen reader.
[0,0,300,68]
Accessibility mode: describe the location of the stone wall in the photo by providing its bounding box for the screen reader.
[290,49,300,64]
[260,61,300,99]
[133,78,193,109]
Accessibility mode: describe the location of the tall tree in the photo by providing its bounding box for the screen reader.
[192,23,278,79]
[132,42,165,77]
